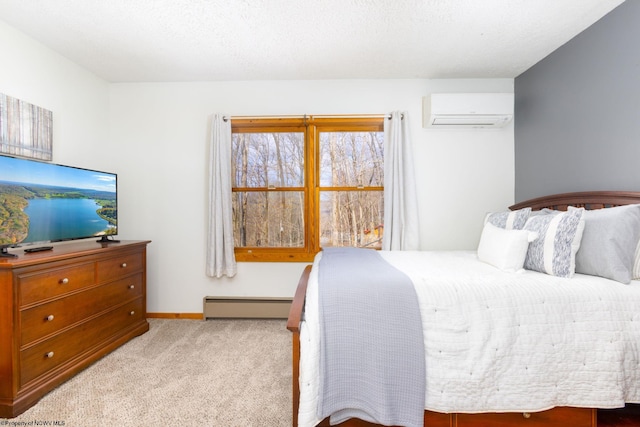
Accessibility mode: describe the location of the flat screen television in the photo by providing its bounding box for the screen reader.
[0,154,118,257]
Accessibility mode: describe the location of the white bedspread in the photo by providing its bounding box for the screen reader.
[298,251,640,427]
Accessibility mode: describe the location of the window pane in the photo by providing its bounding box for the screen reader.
[319,191,383,249]
[319,131,384,187]
[232,132,304,187]
[233,191,305,247]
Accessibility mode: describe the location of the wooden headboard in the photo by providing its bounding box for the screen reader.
[509,191,640,212]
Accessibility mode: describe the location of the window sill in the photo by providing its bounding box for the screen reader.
[234,251,316,263]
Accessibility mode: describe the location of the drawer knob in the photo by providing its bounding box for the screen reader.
[60,277,69,284]
[45,351,54,358]
[522,412,531,419]
[46,314,55,322]
[128,284,135,289]
[130,311,135,316]
[121,263,127,268]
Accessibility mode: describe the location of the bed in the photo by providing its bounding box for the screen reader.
[286,191,640,427]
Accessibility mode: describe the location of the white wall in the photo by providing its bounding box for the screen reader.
[0,20,110,169]
[109,79,515,313]
[1,19,515,314]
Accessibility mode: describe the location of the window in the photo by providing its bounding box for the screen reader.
[231,116,384,262]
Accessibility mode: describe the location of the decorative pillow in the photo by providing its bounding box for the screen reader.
[477,222,538,272]
[569,204,640,284]
[523,208,585,278]
[634,239,640,280]
[485,207,531,230]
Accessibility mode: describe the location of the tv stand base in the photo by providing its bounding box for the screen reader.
[0,247,17,258]
[97,236,120,243]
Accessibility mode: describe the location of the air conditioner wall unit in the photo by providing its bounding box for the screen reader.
[423,93,514,128]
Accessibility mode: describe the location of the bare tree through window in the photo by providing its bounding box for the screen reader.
[231,117,383,262]
[319,131,383,249]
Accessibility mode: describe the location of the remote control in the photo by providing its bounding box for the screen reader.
[24,246,54,253]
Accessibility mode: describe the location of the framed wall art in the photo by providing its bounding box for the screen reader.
[0,93,53,160]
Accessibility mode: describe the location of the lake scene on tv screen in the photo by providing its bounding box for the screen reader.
[0,155,117,246]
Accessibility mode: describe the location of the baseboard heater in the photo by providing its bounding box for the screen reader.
[203,296,293,319]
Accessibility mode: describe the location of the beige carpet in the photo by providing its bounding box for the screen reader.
[5,318,292,427]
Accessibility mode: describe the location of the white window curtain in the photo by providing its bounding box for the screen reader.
[206,114,237,278]
[382,111,420,251]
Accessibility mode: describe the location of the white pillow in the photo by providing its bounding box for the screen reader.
[523,208,585,278]
[477,222,538,272]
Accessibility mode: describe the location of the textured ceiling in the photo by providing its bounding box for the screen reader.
[0,0,625,83]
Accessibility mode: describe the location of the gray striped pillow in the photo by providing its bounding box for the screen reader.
[523,208,585,278]
[485,208,531,230]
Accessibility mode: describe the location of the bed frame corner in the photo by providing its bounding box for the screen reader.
[287,264,311,427]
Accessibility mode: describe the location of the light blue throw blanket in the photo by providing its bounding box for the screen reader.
[317,247,425,427]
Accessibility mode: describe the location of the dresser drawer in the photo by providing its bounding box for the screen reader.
[20,297,145,387]
[21,273,143,345]
[96,252,143,283]
[19,262,95,306]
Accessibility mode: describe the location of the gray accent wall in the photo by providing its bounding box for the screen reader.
[514,1,640,202]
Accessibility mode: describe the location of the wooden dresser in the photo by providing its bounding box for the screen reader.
[0,240,151,418]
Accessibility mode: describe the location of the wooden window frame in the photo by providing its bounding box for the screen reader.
[232,116,384,262]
